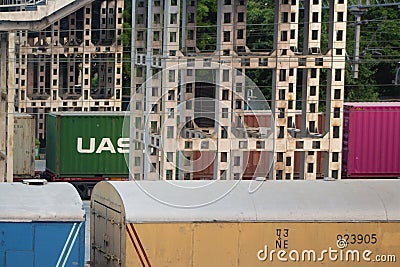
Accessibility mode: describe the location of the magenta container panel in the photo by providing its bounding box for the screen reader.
[343,103,400,177]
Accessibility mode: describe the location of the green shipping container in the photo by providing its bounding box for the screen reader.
[46,112,129,177]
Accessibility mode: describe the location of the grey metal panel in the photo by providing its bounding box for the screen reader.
[360,180,400,221]
[93,180,400,223]
[0,183,85,222]
[13,114,35,178]
[253,180,388,222]
[93,181,257,223]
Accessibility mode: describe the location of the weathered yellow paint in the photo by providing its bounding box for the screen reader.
[193,223,239,266]
[126,223,193,267]
[125,222,400,267]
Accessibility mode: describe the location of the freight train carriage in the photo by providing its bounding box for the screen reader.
[91,180,400,267]
[286,102,400,178]
[44,112,129,198]
[0,181,85,267]
[343,102,400,178]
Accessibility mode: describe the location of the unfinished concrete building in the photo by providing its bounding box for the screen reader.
[129,0,347,181]
[0,0,99,180]
[272,0,347,180]
[15,0,124,139]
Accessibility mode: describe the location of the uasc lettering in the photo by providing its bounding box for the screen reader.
[77,137,129,154]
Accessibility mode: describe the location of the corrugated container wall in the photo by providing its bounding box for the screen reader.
[0,183,85,267]
[343,103,400,178]
[46,113,129,177]
[13,114,35,178]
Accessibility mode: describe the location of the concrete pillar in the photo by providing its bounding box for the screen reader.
[300,0,322,180]
[0,34,7,181]
[6,32,16,182]
[324,0,347,179]
[272,0,300,180]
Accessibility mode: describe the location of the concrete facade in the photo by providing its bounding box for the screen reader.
[130,0,347,181]
[14,0,124,139]
[0,0,124,180]
[130,0,274,181]
[271,0,347,180]
[0,0,348,181]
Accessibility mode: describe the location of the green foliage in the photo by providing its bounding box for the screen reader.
[246,0,274,51]
[245,0,274,101]
[123,0,131,23]
[344,53,379,101]
[368,7,400,99]
[119,1,399,101]
[246,69,272,100]
[196,0,217,51]
[346,6,400,100]
[91,73,99,88]
[121,0,132,95]
[196,0,217,24]
[245,2,400,101]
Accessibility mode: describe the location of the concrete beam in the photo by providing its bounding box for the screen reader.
[0,0,94,30]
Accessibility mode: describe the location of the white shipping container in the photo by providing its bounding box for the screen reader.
[13,113,35,178]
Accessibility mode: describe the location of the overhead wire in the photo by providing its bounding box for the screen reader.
[0,3,399,117]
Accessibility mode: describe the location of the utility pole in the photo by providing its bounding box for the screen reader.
[351,5,368,78]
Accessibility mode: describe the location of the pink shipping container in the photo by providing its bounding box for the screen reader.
[343,102,400,178]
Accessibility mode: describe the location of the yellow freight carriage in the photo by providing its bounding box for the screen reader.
[91,180,400,267]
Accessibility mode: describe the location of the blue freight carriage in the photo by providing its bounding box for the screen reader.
[0,181,85,267]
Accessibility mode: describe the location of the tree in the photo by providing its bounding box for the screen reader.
[246,0,274,52]
[121,0,132,96]
[346,6,400,101]
[196,0,217,51]
[245,0,274,101]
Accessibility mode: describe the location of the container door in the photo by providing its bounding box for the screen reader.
[92,202,122,267]
[0,223,34,267]
[34,222,84,267]
[13,115,35,178]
